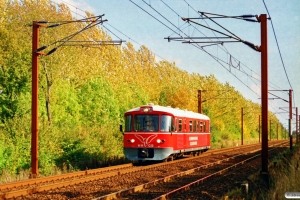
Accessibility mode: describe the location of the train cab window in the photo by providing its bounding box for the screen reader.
[161,115,173,132]
[125,115,132,132]
[134,114,159,132]
[199,122,203,132]
[203,122,206,132]
[178,119,182,131]
[193,120,197,132]
[189,120,193,132]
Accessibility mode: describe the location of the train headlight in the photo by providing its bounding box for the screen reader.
[127,139,135,143]
[156,139,165,144]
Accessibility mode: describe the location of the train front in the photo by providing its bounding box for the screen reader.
[123,104,174,161]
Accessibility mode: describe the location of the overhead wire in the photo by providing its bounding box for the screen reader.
[138,0,290,126]
[188,21,262,84]
[54,0,176,80]
[53,0,293,126]
[129,0,180,35]
[262,0,295,107]
[184,0,285,94]
[51,0,124,46]
[183,0,291,125]
[144,0,260,96]
[182,2,262,92]
[35,15,108,55]
[102,24,122,40]
[59,1,290,91]
[183,0,237,58]
[56,0,266,98]
[105,23,168,62]
[53,0,86,18]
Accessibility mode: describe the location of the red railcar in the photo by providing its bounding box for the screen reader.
[122,103,210,161]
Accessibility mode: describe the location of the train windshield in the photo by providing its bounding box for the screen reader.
[134,114,159,132]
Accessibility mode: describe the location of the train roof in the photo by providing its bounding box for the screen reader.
[125,103,210,120]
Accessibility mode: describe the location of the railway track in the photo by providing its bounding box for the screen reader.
[93,140,288,200]
[0,140,286,199]
[0,164,134,199]
[156,143,288,200]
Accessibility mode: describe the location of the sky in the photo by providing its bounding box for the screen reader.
[52,0,300,130]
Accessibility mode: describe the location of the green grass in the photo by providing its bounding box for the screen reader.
[225,143,300,200]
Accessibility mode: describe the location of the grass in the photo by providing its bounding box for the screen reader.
[0,156,130,184]
[211,138,260,149]
[225,143,300,200]
[0,138,281,185]
[0,138,261,184]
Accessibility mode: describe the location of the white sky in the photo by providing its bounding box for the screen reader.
[52,0,300,130]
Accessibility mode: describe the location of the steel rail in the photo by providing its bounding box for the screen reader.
[0,163,133,191]
[0,140,285,199]
[0,166,137,199]
[154,141,288,200]
[92,140,287,200]
[0,141,262,191]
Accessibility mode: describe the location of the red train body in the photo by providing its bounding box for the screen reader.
[123,103,210,161]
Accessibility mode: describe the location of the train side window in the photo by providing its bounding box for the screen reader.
[199,122,203,132]
[193,120,197,132]
[161,115,173,132]
[189,120,192,132]
[179,119,182,131]
[203,121,206,132]
[125,115,132,131]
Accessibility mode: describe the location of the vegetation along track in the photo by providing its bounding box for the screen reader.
[0,140,286,199]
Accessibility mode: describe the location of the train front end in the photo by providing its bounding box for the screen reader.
[123,104,175,161]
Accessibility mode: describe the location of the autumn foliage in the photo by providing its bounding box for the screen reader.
[0,0,285,177]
